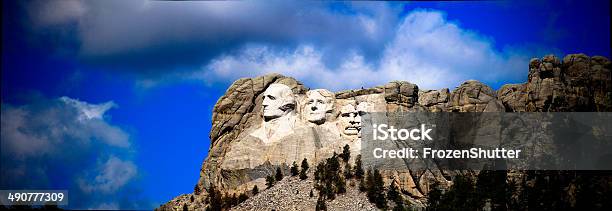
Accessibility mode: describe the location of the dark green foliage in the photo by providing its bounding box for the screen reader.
[291,161,299,176]
[206,186,223,211]
[252,185,259,195]
[344,163,352,179]
[425,174,477,210]
[445,174,478,210]
[238,193,249,203]
[337,176,346,194]
[426,181,443,210]
[339,144,351,162]
[519,170,571,210]
[300,158,309,180]
[358,177,367,192]
[310,189,314,197]
[275,166,283,182]
[573,171,612,210]
[366,169,387,209]
[392,203,408,211]
[476,168,512,210]
[388,182,401,205]
[266,175,275,189]
[354,155,364,179]
[316,195,327,211]
[190,195,195,202]
[225,193,238,208]
[424,170,612,211]
[313,153,348,201]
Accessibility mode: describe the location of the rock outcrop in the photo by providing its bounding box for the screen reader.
[159,54,610,210]
[498,54,611,112]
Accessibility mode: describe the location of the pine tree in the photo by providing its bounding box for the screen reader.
[206,186,223,211]
[310,189,314,197]
[252,185,259,195]
[372,169,387,209]
[344,163,353,179]
[275,166,283,182]
[340,144,351,162]
[238,193,248,203]
[427,181,443,210]
[300,158,309,180]
[266,175,275,189]
[229,193,238,207]
[388,182,401,204]
[354,155,364,179]
[336,176,346,194]
[316,195,327,211]
[183,204,188,211]
[365,169,373,192]
[392,203,407,211]
[476,168,510,210]
[366,169,387,209]
[442,174,477,210]
[359,177,367,192]
[291,161,299,176]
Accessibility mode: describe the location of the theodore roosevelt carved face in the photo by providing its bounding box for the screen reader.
[262,84,296,121]
[305,89,334,124]
[339,102,368,137]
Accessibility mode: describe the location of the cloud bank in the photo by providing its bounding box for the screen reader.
[199,10,529,90]
[1,96,145,209]
[23,1,532,90]
[23,0,398,76]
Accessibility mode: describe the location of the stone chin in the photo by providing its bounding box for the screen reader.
[306,112,326,124]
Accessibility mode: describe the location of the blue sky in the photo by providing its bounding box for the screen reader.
[1,0,610,209]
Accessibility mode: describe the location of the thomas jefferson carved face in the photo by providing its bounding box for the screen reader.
[262,84,295,121]
[339,102,368,137]
[305,89,334,124]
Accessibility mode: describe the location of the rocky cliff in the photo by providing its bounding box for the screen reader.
[159,54,610,210]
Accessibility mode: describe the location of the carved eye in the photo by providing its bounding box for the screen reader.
[358,111,366,116]
[268,95,276,100]
[341,113,350,117]
[317,100,324,104]
[307,100,314,104]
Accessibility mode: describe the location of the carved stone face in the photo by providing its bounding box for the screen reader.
[305,89,333,124]
[339,102,367,137]
[262,84,295,121]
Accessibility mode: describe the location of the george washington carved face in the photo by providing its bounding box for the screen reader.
[305,89,334,124]
[262,84,295,121]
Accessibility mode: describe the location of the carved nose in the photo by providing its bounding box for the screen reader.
[311,106,317,111]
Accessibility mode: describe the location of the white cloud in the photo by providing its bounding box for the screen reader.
[20,0,404,79]
[1,97,129,160]
[26,0,87,26]
[79,156,137,194]
[1,96,136,209]
[60,96,116,120]
[199,9,529,90]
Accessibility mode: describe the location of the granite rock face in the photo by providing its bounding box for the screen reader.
[159,54,610,210]
[498,54,611,112]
